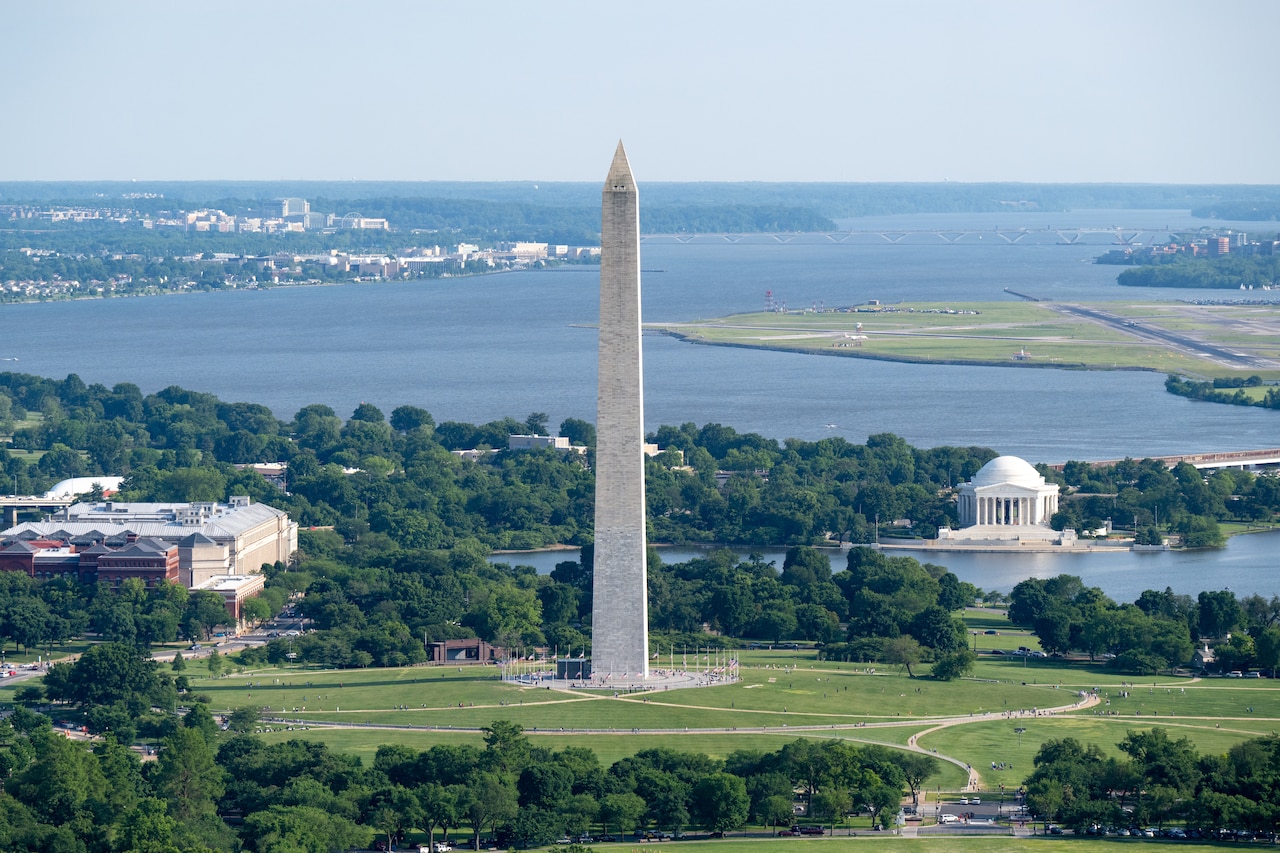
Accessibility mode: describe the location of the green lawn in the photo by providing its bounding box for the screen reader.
[172,649,1280,796]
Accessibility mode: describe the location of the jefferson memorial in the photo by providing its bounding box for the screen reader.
[939,455,1066,543]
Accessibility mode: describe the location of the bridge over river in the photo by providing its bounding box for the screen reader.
[641,226,1180,246]
[1049,448,1280,472]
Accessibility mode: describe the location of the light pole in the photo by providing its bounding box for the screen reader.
[1014,726,1026,747]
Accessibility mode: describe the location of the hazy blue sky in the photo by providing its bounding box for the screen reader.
[3,1,1277,183]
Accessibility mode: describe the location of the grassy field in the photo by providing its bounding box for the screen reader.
[563,839,1229,853]
[656,299,1280,380]
[181,629,1280,794]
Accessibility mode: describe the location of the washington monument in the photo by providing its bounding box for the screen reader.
[590,142,649,681]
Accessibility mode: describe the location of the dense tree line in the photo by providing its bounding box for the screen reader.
[1190,201,1280,221]
[1165,374,1280,411]
[1025,730,1280,836]
[1044,455,1280,548]
[238,536,980,670]
[1007,574,1280,676]
[5,372,1277,556]
[0,570,287,661]
[2,371,1001,549]
[1116,254,1280,289]
[0,715,938,853]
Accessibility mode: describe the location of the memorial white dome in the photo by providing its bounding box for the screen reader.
[970,455,1044,488]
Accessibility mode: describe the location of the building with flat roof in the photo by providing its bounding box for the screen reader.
[194,574,267,623]
[1,496,296,582]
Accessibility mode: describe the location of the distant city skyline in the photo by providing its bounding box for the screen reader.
[3,0,1278,184]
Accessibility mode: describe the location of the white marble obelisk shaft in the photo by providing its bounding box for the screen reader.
[590,142,649,681]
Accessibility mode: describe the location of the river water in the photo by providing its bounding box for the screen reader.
[490,532,1280,601]
[2,209,1276,597]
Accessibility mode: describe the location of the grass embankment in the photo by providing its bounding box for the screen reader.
[657,300,1280,380]
[167,610,1280,787]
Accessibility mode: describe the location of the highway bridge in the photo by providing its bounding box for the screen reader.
[640,226,1180,246]
[1048,448,1280,473]
[1,495,76,527]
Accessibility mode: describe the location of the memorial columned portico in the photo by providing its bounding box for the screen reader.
[951,456,1061,540]
[964,493,1057,526]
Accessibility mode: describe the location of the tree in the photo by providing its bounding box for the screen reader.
[417,782,459,850]
[41,641,171,710]
[463,773,518,850]
[929,649,976,681]
[882,635,923,677]
[558,417,596,448]
[759,794,794,835]
[909,606,964,652]
[7,729,110,828]
[183,590,233,641]
[115,798,179,853]
[243,804,372,853]
[1254,626,1280,678]
[1199,590,1244,639]
[391,405,435,433]
[153,726,225,822]
[182,702,220,741]
[350,402,385,423]
[481,720,531,774]
[898,753,941,806]
[807,788,848,825]
[206,647,223,677]
[599,792,646,836]
[367,785,419,853]
[691,773,749,833]
[524,412,549,436]
[225,705,260,732]
[517,763,572,810]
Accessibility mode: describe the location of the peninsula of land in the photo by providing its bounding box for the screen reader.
[654,298,1280,382]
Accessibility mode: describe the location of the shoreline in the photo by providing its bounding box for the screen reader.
[491,526,1279,560]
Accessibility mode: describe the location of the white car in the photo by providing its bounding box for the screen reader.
[940,814,959,824]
